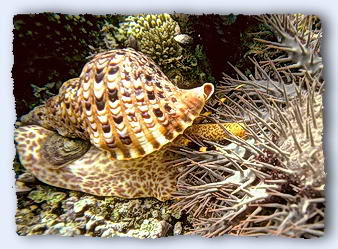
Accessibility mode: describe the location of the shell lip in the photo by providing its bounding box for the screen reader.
[202,83,215,101]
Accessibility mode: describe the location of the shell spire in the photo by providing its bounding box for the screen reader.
[41,49,214,160]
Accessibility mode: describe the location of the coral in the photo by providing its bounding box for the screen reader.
[113,14,182,70]
[101,14,214,88]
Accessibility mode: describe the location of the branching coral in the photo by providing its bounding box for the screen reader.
[106,14,182,70]
[99,14,213,88]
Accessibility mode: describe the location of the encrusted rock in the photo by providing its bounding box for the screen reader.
[126,219,172,239]
[173,222,183,235]
[15,184,192,237]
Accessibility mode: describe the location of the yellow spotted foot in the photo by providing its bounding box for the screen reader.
[15,125,180,201]
[15,123,246,201]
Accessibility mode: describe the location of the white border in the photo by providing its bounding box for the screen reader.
[1,0,337,248]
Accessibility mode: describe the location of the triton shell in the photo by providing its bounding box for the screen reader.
[44,49,214,160]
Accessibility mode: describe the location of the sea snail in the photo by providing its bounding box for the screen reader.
[15,48,244,201]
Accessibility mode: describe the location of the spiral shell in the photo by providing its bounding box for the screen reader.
[44,49,214,160]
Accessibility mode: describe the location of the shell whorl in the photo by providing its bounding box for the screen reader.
[45,49,214,160]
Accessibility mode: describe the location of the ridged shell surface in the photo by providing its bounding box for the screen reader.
[45,49,214,160]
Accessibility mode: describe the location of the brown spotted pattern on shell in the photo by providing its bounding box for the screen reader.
[42,48,214,160]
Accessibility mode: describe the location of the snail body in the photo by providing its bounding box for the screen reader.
[15,49,221,201]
